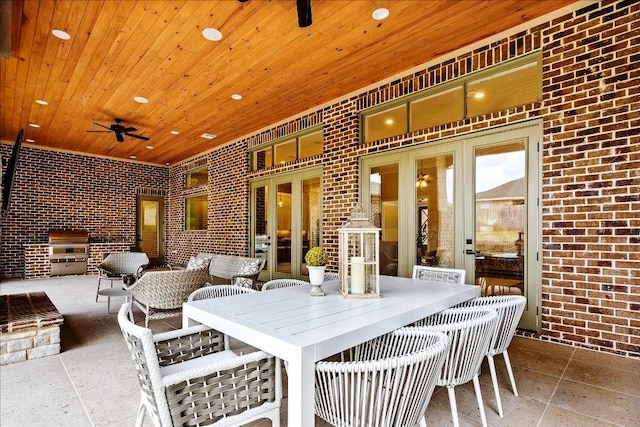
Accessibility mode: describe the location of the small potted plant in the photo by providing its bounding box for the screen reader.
[305,246,328,296]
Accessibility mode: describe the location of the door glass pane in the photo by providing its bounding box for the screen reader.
[474,141,526,296]
[140,200,159,258]
[370,164,399,276]
[416,154,455,268]
[254,185,270,270]
[276,183,292,274]
[301,177,321,275]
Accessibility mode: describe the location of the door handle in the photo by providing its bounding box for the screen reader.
[465,249,479,255]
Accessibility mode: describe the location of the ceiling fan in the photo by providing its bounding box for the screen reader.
[238,0,311,27]
[87,118,149,143]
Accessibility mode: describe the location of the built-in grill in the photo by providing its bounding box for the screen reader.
[48,230,90,276]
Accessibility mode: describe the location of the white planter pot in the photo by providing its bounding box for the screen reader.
[307,265,326,296]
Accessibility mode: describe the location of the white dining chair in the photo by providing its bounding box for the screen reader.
[315,329,450,427]
[188,284,256,301]
[117,303,282,427]
[412,265,466,284]
[457,295,527,417]
[261,278,308,291]
[188,284,256,351]
[323,271,339,282]
[416,307,498,427]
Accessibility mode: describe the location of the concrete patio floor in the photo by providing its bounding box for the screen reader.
[1,274,639,426]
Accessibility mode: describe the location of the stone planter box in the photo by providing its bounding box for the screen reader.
[0,292,63,365]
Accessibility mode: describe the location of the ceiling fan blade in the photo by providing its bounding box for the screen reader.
[115,133,125,143]
[297,0,312,27]
[92,122,112,130]
[125,132,149,141]
[123,127,137,132]
[87,130,114,133]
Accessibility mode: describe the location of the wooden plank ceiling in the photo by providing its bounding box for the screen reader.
[1,0,575,165]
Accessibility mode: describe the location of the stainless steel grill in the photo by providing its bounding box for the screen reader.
[48,230,89,276]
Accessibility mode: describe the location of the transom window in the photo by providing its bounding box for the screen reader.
[361,53,541,143]
[251,127,323,171]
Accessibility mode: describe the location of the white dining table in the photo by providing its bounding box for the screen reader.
[182,275,480,426]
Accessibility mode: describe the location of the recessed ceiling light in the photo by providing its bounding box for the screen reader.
[130,155,137,159]
[35,99,48,105]
[133,96,149,104]
[474,92,485,99]
[29,123,40,128]
[385,118,394,125]
[372,8,390,21]
[26,139,35,143]
[202,28,223,42]
[52,29,70,40]
[146,145,154,149]
[170,130,180,135]
[231,93,243,100]
[201,133,216,139]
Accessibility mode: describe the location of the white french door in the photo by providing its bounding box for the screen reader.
[361,122,541,330]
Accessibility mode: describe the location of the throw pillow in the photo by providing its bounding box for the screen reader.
[186,256,209,271]
[238,258,261,274]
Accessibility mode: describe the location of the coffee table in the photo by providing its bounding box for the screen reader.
[97,287,131,313]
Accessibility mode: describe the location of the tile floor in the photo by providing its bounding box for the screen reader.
[1,275,639,426]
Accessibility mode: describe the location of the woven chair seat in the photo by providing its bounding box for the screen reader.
[118,303,282,427]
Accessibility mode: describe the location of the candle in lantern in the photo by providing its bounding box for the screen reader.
[351,256,365,294]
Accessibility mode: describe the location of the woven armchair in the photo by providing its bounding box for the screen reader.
[456,295,526,418]
[315,329,450,427]
[96,252,149,302]
[118,303,282,427]
[125,269,208,327]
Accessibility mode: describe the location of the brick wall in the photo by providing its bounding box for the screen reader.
[0,146,168,278]
[166,1,637,356]
[166,142,253,266]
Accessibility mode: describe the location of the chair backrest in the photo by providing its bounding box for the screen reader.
[100,252,149,275]
[188,284,256,301]
[417,307,498,386]
[412,265,466,284]
[125,269,208,309]
[457,295,526,355]
[118,303,231,426]
[315,329,450,427]
[262,278,308,291]
[117,303,167,426]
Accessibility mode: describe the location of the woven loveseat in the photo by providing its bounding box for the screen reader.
[194,253,266,289]
[124,268,209,327]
